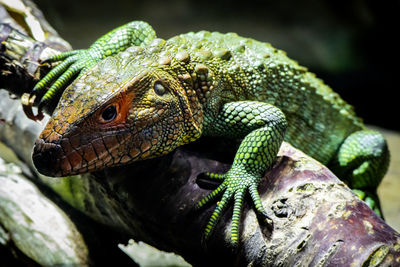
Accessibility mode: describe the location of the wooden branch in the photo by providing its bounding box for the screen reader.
[0,26,68,98]
[1,3,400,266]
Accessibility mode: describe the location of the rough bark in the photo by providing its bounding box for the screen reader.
[0,0,70,98]
[1,2,400,266]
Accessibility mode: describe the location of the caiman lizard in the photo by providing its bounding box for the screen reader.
[23,21,390,246]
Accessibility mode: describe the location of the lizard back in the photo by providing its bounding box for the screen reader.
[164,31,365,164]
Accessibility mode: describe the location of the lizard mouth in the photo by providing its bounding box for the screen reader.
[33,137,118,177]
[32,131,141,177]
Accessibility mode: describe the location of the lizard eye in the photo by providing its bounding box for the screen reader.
[101,105,117,122]
[154,81,166,96]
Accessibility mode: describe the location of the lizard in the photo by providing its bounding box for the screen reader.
[23,21,390,247]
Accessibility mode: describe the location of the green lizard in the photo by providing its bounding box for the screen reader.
[25,21,390,246]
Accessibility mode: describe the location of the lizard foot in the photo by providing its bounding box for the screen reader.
[22,49,99,121]
[196,167,272,247]
[22,21,158,121]
[352,189,383,218]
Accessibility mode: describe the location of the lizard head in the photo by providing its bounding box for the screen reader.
[32,52,202,177]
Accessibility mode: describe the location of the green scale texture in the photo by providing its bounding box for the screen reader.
[29,21,390,246]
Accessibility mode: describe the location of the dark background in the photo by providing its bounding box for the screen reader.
[36,0,400,131]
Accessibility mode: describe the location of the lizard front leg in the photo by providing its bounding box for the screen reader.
[23,21,156,120]
[329,130,390,217]
[197,101,287,246]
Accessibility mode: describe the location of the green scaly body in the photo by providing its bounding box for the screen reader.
[167,31,365,163]
[27,21,390,246]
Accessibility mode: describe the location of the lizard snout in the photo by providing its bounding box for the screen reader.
[32,139,64,177]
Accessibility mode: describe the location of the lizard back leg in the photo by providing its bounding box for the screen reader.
[329,130,390,216]
[198,101,287,246]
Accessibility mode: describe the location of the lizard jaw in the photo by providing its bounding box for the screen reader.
[32,137,117,177]
[32,126,155,177]
[32,134,121,177]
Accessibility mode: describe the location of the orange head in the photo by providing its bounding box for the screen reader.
[33,51,202,176]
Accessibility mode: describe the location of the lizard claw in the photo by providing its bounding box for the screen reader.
[23,50,98,120]
[196,168,270,247]
[21,93,43,121]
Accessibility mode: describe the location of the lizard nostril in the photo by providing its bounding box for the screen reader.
[32,139,63,177]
